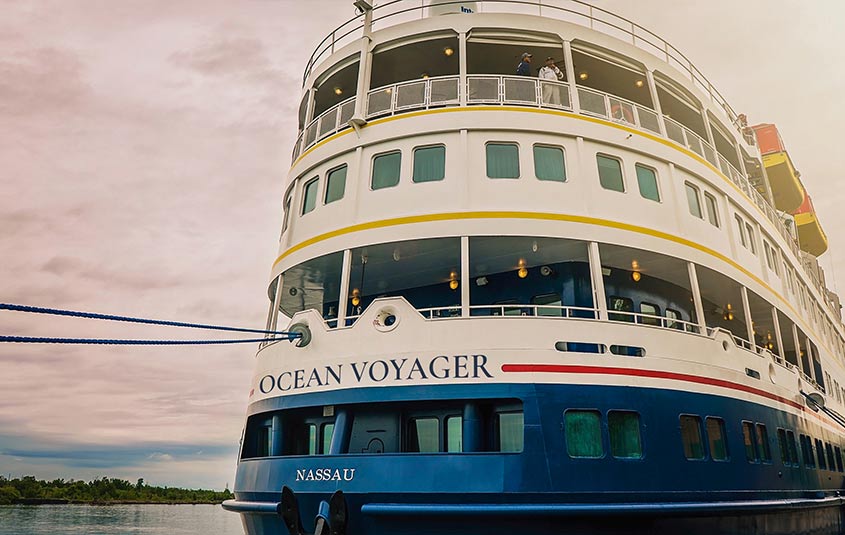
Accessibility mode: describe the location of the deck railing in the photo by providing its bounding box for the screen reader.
[366,75,460,119]
[577,86,660,134]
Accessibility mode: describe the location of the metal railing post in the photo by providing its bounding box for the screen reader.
[459,31,468,107]
[588,242,608,321]
[688,263,706,333]
[461,237,470,317]
[562,41,580,113]
[337,249,352,327]
[741,286,755,348]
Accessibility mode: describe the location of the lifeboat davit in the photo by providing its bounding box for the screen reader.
[792,193,828,256]
[752,123,806,212]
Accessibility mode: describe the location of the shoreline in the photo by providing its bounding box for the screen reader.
[7,499,225,506]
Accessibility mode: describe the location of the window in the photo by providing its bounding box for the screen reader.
[301,177,319,215]
[372,151,401,190]
[324,165,347,204]
[608,296,634,322]
[703,192,719,227]
[486,143,520,179]
[496,411,524,452]
[446,416,462,453]
[665,309,683,330]
[685,183,702,218]
[413,145,446,183]
[608,411,642,459]
[597,154,624,192]
[755,424,771,463]
[815,439,827,470]
[532,293,562,317]
[565,410,603,458]
[786,430,799,466]
[706,417,728,461]
[735,215,747,247]
[282,192,293,232]
[777,428,792,466]
[800,435,814,467]
[639,302,661,326]
[534,145,566,181]
[826,443,836,471]
[764,241,776,272]
[745,223,757,255]
[407,418,440,453]
[680,415,704,460]
[835,446,843,472]
[635,164,659,201]
[307,424,318,455]
[742,421,757,462]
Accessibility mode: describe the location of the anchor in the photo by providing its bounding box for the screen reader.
[278,486,348,535]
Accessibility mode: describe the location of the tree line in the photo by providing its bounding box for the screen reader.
[0,476,233,505]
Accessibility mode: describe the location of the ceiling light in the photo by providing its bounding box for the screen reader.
[517,259,528,279]
[351,288,361,307]
[578,72,588,81]
[443,47,454,57]
[333,87,343,95]
[635,79,644,88]
[449,279,459,290]
[631,271,641,282]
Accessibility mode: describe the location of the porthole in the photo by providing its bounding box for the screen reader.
[373,306,400,332]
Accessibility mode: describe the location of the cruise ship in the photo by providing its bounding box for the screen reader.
[223,1,845,533]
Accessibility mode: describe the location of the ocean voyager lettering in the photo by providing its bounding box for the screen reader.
[259,354,493,394]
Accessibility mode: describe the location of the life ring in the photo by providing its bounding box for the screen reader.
[610,103,635,124]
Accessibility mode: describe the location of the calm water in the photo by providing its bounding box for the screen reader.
[0,505,244,535]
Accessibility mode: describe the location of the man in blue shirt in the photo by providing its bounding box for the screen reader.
[516,52,532,76]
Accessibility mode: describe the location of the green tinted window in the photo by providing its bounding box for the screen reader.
[565,410,603,458]
[742,421,757,462]
[322,423,334,454]
[608,411,642,459]
[486,143,520,179]
[787,431,799,465]
[301,178,319,215]
[413,146,445,183]
[777,428,790,464]
[635,164,659,201]
[307,424,317,455]
[372,151,401,190]
[497,412,523,452]
[409,418,439,453]
[756,424,771,463]
[597,155,624,192]
[685,183,702,218]
[534,145,566,182]
[680,415,704,460]
[446,416,462,453]
[706,417,728,461]
[704,192,719,227]
[324,165,347,204]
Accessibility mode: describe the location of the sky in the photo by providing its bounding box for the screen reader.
[2,1,845,491]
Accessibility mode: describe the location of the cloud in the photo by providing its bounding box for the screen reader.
[171,35,271,77]
[0,47,91,117]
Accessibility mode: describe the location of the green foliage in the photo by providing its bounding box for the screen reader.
[0,475,232,504]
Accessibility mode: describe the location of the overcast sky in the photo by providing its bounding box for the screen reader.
[2,1,844,490]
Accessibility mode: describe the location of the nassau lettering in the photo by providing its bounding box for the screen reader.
[295,468,355,482]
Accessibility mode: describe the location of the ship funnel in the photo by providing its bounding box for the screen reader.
[427,0,478,16]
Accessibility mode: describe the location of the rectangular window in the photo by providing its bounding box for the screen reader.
[372,151,401,190]
[322,423,334,454]
[307,424,318,455]
[815,439,827,470]
[301,177,319,215]
[685,183,702,218]
[735,215,747,247]
[706,417,728,461]
[777,428,790,465]
[324,165,347,204]
[635,164,659,201]
[534,145,566,181]
[787,430,798,466]
[565,410,604,458]
[408,418,440,453]
[608,295,634,322]
[639,302,661,326]
[608,411,642,459]
[764,241,775,271]
[704,192,719,227]
[756,424,771,463]
[742,421,758,462]
[282,193,293,232]
[486,143,520,179]
[413,145,446,183]
[532,293,562,317]
[746,223,757,255]
[597,154,624,192]
[496,411,524,452]
[826,443,836,471]
[257,420,272,458]
[835,446,843,472]
[801,435,814,467]
[680,415,705,460]
[665,308,683,330]
[446,416,462,453]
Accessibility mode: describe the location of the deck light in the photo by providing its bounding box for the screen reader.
[334,87,343,96]
[578,72,588,81]
[634,79,644,88]
[444,47,454,56]
[517,259,528,279]
[631,271,641,282]
[421,72,429,79]
[351,288,361,307]
[449,272,459,291]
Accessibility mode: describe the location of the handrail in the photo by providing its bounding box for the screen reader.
[467,303,597,319]
[301,0,745,138]
[604,308,701,333]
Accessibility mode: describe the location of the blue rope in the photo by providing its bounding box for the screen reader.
[0,303,299,338]
[0,335,295,345]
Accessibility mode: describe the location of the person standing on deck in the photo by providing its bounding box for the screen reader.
[538,56,564,105]
[516,52,532,76]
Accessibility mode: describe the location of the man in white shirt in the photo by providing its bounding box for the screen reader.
[538,56,565,106]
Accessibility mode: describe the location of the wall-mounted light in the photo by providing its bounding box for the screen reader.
[449,271,459,291]
[723,303,734,321]
[631,271,641,282]
[578,72,588,81]
[392,248,401,261]
[634,79,644,88]
[476,276,489,286]
[532,240,538,252]
[517,259,528,279]
[421,72,429,79]
[333,87,343,96]
[351,288,361,307]
[540,265,554,277]
[443,47,454,57]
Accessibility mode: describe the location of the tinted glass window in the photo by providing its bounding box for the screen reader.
[755,424,771,463]
[302,178,319,214]
[665,308,682,330]
[282,193,293,232]
[816,439,827,470]
[565,410,603,458]
[532,293,562,317]
[746,223,757,254]
[735,215,747,247]
[640,302,660,326]
[446,416,462,453]
[413,145,446,183]
[324,165,347,204]
[608,411,642,459]
[787,431,799,466]
[497,412,524,452]
[409,418,439,453]
[835,446,843,472]
[534,145,566,182]
[704,193,719,227]
[608,296,634,322]
[742,421,757,462]
[372,151,401,190]
[685,183,702,218]
[322,423,335,454]
[706,417,728,461]
[307,424,318,455]
[680,415,704,460]
[486,143,520,179]
[635,164,659,201]
[597,155,624,192]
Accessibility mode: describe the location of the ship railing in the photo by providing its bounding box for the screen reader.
[418,306,463,319]
[576,86,660,134]
[732,334,754,352]
[663,115,716,166]
[466,303,597,319]
[366,75,461,120]
[295,96,357,157]
[603,309,701,333]
[301,0,746,140]
[466,75,573,110]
